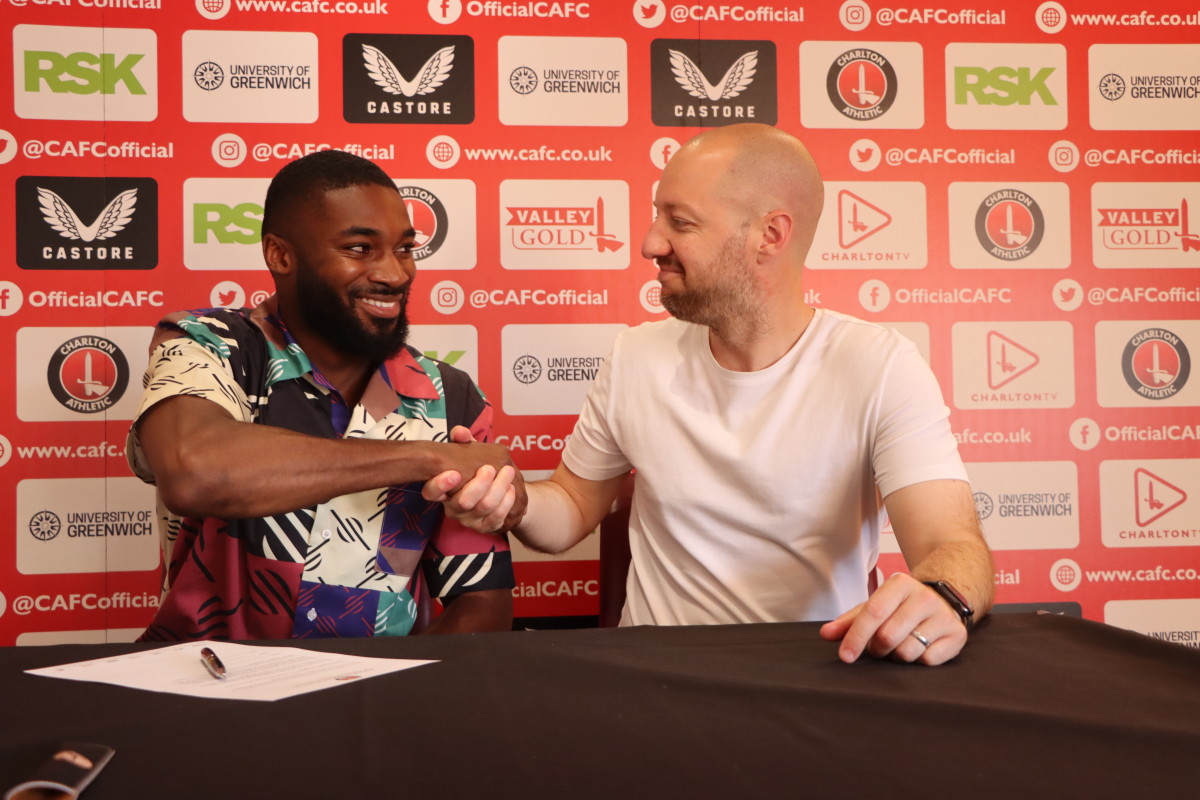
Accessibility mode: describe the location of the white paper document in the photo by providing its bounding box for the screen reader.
[26,641,437,702]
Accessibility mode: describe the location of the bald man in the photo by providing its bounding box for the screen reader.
[429,124,994,665]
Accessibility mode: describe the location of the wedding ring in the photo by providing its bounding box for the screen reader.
[910,629,931,648]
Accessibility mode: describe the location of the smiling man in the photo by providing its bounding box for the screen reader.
[126,150,523,641]
[429,124,994,666]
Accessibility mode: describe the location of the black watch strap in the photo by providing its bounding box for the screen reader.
[923,580,974,632]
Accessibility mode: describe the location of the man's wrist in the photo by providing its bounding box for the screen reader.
[923,580,974,632]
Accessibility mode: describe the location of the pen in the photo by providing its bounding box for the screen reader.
[200,647,227,681]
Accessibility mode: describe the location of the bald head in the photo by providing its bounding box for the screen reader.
[667,124,824,256]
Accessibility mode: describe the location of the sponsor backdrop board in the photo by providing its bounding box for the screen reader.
[0,0,1197,647]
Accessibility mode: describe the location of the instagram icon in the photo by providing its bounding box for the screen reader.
[431,280,465,315]
[212,133,247,168]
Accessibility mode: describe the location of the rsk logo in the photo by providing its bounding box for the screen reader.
[24,51,147,95]
[954,66,1057,106]
[193,202,262,245]
[14,25,158,121]
[945,43,1065,130]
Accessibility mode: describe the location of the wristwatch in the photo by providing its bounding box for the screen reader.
[923,580,974,632]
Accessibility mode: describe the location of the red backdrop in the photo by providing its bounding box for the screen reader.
[1,0,1197,646]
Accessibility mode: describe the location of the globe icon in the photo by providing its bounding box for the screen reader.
[432,142,455,162]
[1040,7,1061,27]
[202,0,225,11]
[1055,564,1076,586]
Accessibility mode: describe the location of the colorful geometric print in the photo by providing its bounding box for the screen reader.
[128,298,514,642]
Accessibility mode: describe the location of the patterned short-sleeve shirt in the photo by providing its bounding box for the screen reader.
[125,299,514,642]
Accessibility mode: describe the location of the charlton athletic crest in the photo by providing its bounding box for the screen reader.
[975,189,1044,261]
[826,48,897,121]
[1122,328,1190,401]
[398,185,449,261]
[47,335,130,414]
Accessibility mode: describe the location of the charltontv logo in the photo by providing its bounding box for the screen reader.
[806,182,928,270]
[343,34,474,124]
[14,24,158,121]
[952,321,1075,409]
[17,176,158,271]
[946,43,1066,130]
[651,39,777,126]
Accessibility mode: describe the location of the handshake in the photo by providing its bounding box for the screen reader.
[424,425,528,534]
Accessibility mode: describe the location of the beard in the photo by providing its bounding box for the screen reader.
[294,263,411,364]
[659,231,767,341]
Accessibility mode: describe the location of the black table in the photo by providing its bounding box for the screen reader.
[1,614,1197,799]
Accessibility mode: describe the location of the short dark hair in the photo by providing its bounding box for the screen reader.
[261,149,397,237]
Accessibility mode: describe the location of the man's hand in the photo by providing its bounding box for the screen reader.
[819,573,968,666]
[424,426,527,532]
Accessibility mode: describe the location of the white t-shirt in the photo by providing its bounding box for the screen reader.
[563,309,967,626]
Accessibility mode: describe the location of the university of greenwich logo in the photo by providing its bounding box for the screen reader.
[47,335,131,414]
[827,48,897,121]
[975,189,1045,261]
[16,176,158,271]
[651,39,777,126]
[182,30,317,124]
[14,24,158,122]
[343,34,474,124]
[1122,328,1191,401]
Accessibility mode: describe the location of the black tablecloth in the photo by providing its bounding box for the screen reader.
[1,614,1197,799]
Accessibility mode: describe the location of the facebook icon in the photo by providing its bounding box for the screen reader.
[0,282,23,315]
[428,0,463,23]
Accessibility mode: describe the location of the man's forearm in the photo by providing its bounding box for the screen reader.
[139,396,516,520]
[419,588,512,634]
[509,480,593,555]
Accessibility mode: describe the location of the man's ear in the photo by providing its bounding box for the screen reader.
[262,233,294,278]
[757,210,794,259]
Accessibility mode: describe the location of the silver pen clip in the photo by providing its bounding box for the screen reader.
[200,647,227,681]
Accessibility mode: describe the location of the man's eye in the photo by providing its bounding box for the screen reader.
[347,243,370,253]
